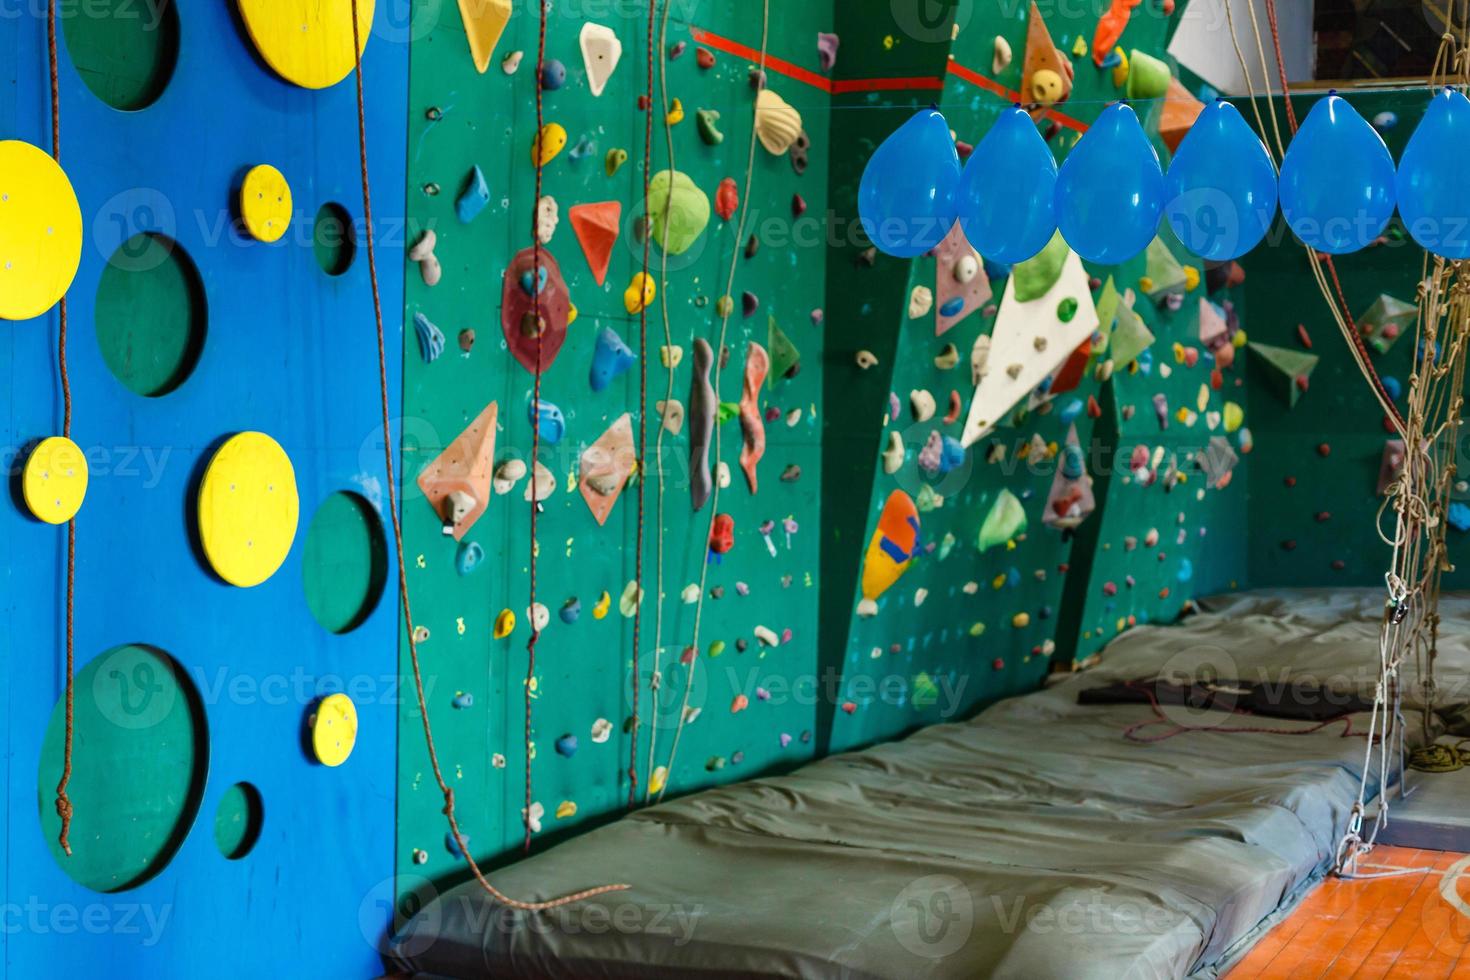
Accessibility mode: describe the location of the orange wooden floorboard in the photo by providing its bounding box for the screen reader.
[1225,847,1470,980]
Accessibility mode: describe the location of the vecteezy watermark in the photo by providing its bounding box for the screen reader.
[0,897,171,946]
[891,875,974,959]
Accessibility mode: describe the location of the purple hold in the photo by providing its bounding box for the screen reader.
[817,32,840,72]
[742,291,759,318]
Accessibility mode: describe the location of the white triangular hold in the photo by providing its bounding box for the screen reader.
[960,250,1099,448]
[580,23,622,97]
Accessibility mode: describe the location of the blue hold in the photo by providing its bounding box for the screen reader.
[529,397,566,444]
[1177,558,1194,583]
[559,598,581,624]
[936,435,965,476]
[542,59,566,90]
[520,266,548,296]
[452,692,474,709]
[938,296,966,318]
[1449,503,1470,533]
[456,165,490,223]
[555,734,578,758]
[455,541,485,576]
[590,326,635,392]
[1005,567,1020,589]
[445,831,468,857]
[414,311,445,363]
[569,135,595,162]
[1059,398,1083,424]
[1381,375,1402,401]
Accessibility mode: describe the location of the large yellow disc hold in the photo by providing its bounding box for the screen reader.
[198,432,300,588]
[237,0,376,90]
[310,693,358,767]
[22,437,88,524]
[240,165,292,243]
[0,140,83,321]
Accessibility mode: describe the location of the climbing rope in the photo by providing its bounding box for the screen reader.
[1409,740,1470,773]
[656,0,771,802]
[45,0,78,859]
[347,0,628,910]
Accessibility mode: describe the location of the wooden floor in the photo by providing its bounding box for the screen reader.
[1227,846,1470,978]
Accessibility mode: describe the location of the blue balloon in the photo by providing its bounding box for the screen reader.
[956,107,1058,264]
[1164,99,1278,261]
[1397,87,1470,259]
[1278,93,1396,254]
[1055,103,1164,265]
[859,108,961,258]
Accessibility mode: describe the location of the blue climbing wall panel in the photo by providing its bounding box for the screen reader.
[1,3,406,974]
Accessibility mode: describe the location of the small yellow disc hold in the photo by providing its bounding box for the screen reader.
[197,432,300,588]
[310,693,358,767]
[22,436,88,524]
[0,140,83,322]
[240,165,292,243]
[237,0,376,90]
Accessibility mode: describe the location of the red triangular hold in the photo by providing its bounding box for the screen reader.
[569,202,622,287]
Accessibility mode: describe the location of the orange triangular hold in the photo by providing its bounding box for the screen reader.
[416,401,498,540]
[1022,1,1073,117]
[569,202,622,287]
[1159,78,1206,153]
[579,413,636,526]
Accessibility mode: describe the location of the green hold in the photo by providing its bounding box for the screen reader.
[696,108,724,145]
[717,401,740,424]
[605,148,628,176]
[709,640,726,657]
[767,315,800,385]
[648,170,711,255]
[1057,297,1079,323]
[912,672,940,709]
[1012,230,1069,303]
[978,488,1027,552]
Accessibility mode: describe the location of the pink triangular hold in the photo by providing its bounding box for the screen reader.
[569,202,622,287]
[579,413,636,526]
[416,401,498,540]
[934,222,992,336]
[738,343,769,493]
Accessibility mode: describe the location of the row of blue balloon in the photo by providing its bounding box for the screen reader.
[858,87,1470,266]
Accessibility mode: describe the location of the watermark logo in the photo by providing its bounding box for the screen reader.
[92,646,178,731]
[891,875,974,959]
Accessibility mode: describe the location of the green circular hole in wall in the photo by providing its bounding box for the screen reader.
[303,491,388,635]
[314,203,357,277]
[214,782,264,860]
[38,644,208,893]
[62,0,180,112]
[94,232,208,397]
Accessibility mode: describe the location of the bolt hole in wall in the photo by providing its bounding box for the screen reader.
[60,0,179,112]
[314,202,358,277]
[37,645,208,891]
[94,232,208,397]
[303,490,389,635]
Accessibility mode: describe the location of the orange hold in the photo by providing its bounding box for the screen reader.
[568,201,622,287]
[1091,0,1141,66]
[715,177,738,221]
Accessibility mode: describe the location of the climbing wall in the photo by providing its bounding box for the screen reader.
[1242,89,1470,591]
[1,1,404,974]
[396,1,831,898]
[820,0,1250,751]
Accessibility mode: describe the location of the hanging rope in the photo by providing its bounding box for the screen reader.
[656,0,770,802]
[45,0,78,859]
[347,0,628,910]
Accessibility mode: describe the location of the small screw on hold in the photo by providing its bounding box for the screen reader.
[423,182,440,197]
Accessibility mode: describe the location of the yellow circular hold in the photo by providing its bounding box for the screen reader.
[240,165,293,243]
[197,432,300,588]
[237,0,376,90]
[1029,69,1065,107]
[310,693,358,767]
[22,436,88,524]
[0,140,83,322]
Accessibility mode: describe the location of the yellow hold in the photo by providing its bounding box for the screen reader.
[494,608,516,638]
[458,0,513,74]
[532,123,568,166]
[624,272,655,314]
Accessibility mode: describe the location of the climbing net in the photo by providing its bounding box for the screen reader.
[1226,0,1470,872]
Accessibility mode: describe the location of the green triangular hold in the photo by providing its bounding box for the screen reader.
[1248,341,1319,407]
[767,315,800,386]
[1358,294,1416,354]
[978,488,1027,552]
[1109,303,1155,367]
[1012,230,1069,303]
[1093,276,1120,356]
[1141,236,1188,299]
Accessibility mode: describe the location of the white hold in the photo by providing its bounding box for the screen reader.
[658,399,685,434]
[785,408,802,427]
[524,460,556,501]
[856,598,878,618]
[408,230,442,287]
[869,646,883,659]
[910,389,936,422]
[971,333,991,386]
[441,490,477,533]
[491,752,507,768]
[523,801,544,833]
[680,583,700,604]
[591,718,613,743]
[908,285,934,319]
[993,35,1012,74]
[914,587,928,607]
[753,625,779,647]
[962,581,979,594]
[660,345,683,368]
[493,458,527,495]
[619,579,644,616]
[580,23,623,97]
[882,432,904,474]
[527,602,550,630]
[536,196,559,244]
[502,50,524,74]
[716,461,731,489]
[954,252,980,283]
[855,350,879,369]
